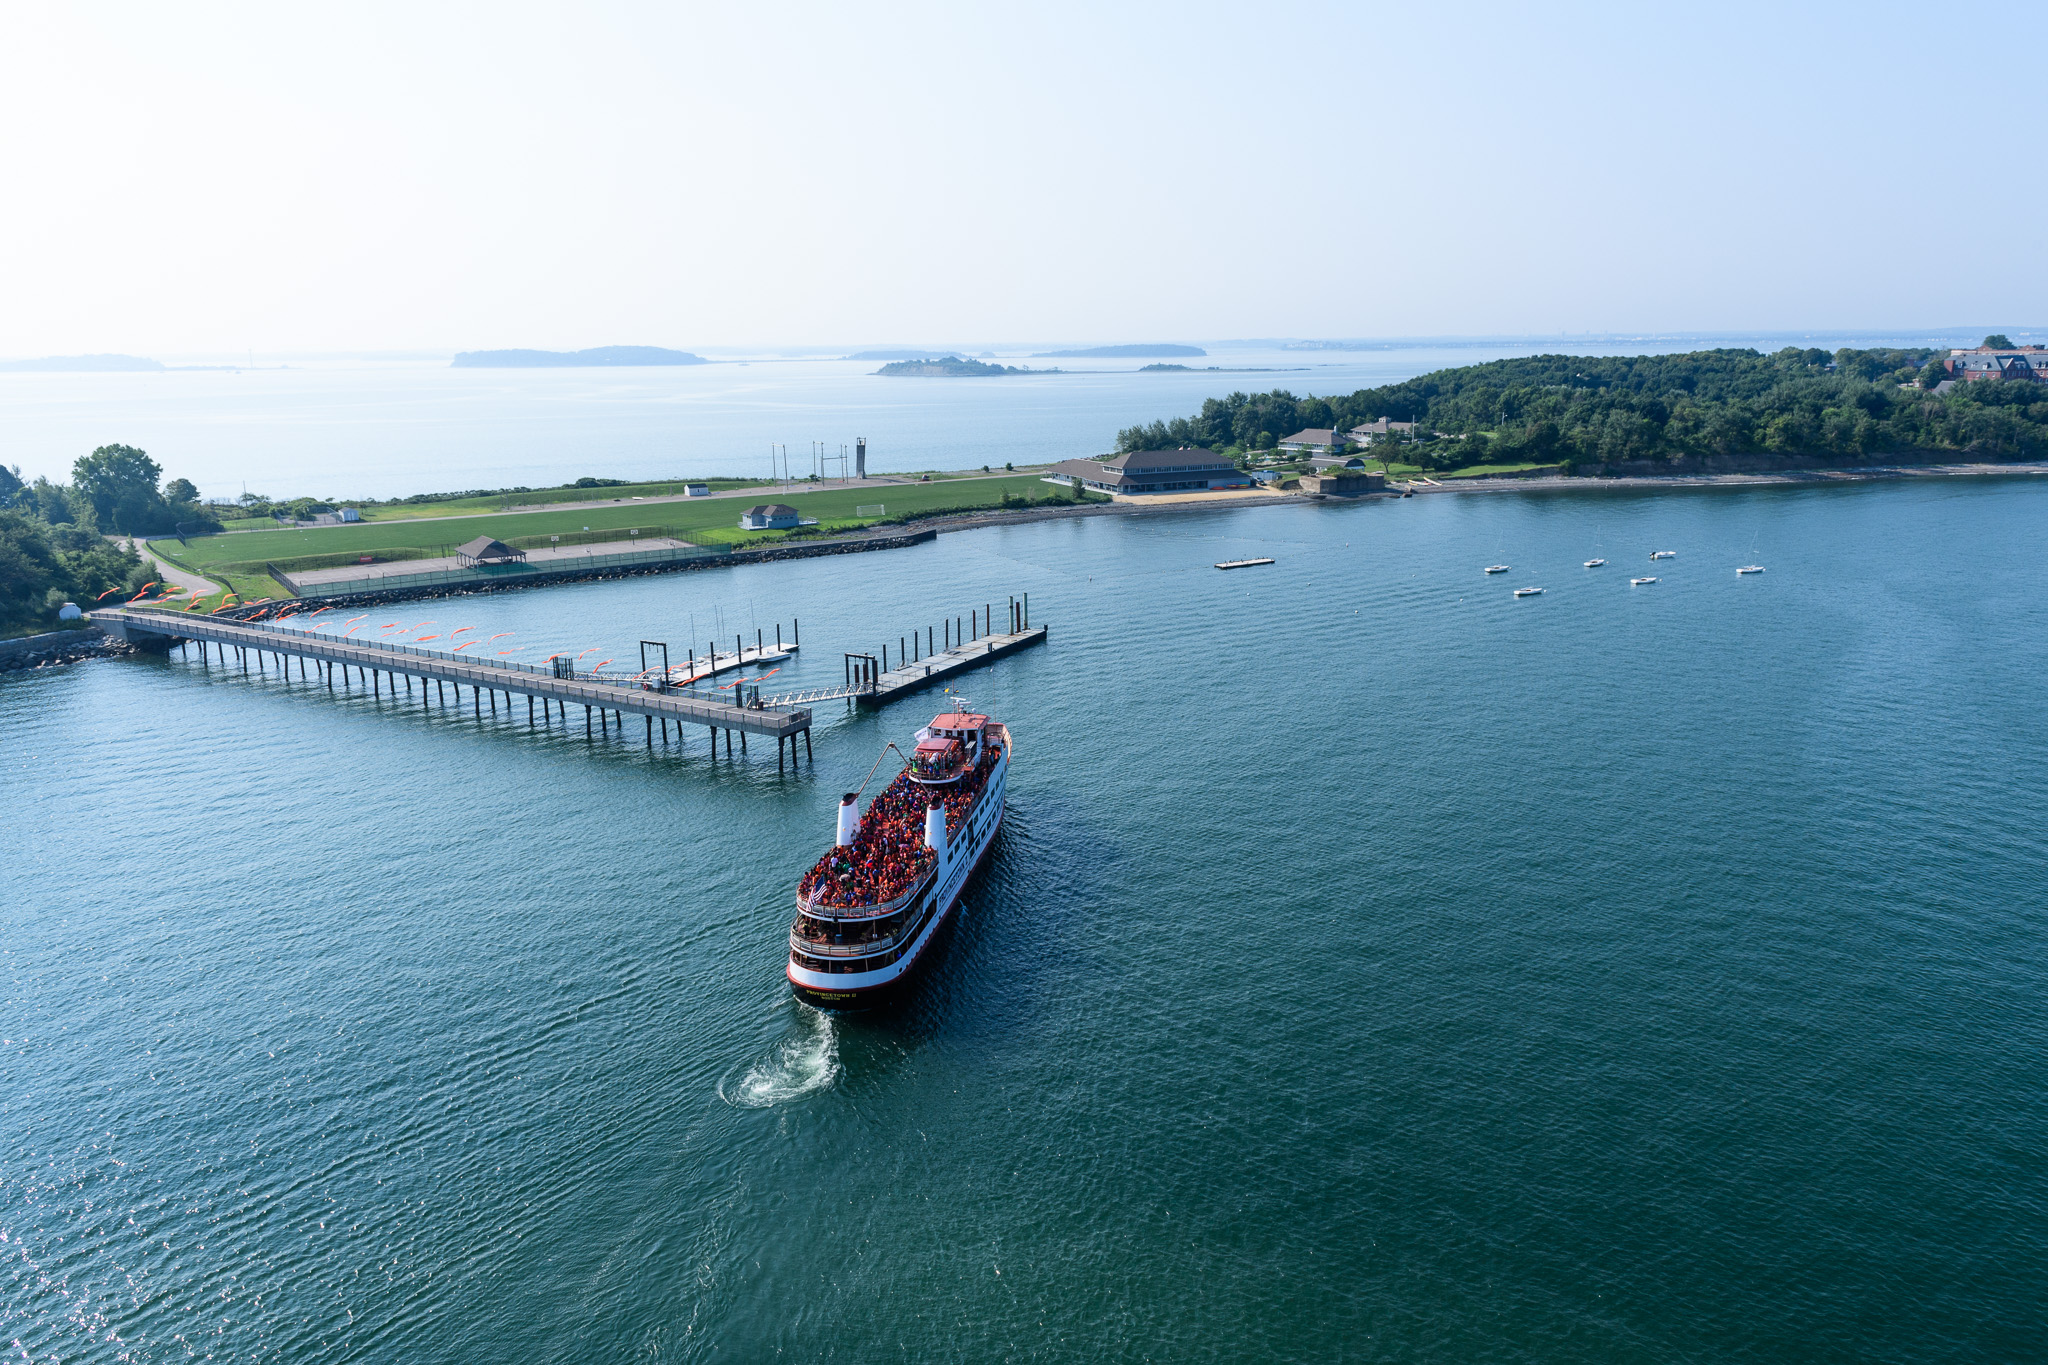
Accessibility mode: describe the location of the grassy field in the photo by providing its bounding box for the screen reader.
[347,476,768,521]
[1435,462,1555,479]
[151,475,1079,599]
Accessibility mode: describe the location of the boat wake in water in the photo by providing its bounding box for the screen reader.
[720,1007,840,1107]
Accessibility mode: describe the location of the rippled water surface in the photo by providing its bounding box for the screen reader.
[7,478,2048,1361]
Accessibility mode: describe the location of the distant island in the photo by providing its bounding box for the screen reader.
[848,349,956,361]
[0,354,165,372]
[1140,363,1298,373]
[875,356,1057,377]
[451,346,709,368]
[1033,343,1206,359]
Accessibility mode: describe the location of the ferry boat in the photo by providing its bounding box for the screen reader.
[787,710,1010,1009]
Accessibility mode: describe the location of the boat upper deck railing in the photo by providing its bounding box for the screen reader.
[796,878,922,922]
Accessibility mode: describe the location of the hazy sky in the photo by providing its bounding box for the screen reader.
[0,2,2033,355]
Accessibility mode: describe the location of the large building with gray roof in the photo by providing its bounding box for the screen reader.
[1043,448,1249,496]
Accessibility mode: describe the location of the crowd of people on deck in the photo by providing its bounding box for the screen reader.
[798,740,1001,912]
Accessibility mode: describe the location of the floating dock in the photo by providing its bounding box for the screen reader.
[672,635,796,686]
[862,625,1046,704]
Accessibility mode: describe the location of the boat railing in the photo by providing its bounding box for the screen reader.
[796,882,918,921]
[789,928,903,958]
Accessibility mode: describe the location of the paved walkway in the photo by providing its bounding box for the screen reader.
[288,536,693,586]
[121,536,222,595]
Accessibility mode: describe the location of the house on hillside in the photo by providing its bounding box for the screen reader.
[1946,345,2046,382]
[1347,417,1418,445]
[1278,428,1342,457]
[739,503,800,529]
[1043,448,1249,496]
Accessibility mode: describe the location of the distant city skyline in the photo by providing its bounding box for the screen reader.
[0,2,2033,355]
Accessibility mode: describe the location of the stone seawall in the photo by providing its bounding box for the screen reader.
[0,626,138,673]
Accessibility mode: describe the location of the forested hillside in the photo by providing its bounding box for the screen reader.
[1115,346,2048,469]
[0,445,201,635]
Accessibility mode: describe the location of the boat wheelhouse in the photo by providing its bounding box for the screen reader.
[788,711,1010,1008]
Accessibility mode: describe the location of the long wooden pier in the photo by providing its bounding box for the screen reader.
[96,606,814,765]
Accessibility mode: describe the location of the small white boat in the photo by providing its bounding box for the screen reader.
[1631,576,1658,586]
[1484,564,1511,574]
[1737,565,1765,575]
[1584,558,1606,568]
[1650,550,1677,560]
[1215,558,1275,570]
[1513,586,1544,597]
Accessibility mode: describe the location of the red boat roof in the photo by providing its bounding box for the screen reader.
[931,713,987,729]
[914,736,958,753]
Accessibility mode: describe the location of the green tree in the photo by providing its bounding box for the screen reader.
[0,511,146,633]
[72,444,169,535]
[1919,359,1948,389]
[0,511,63,629]
[0,464,23,509]
[27,477,74,524]
[164,477,199,503]
[1984,334,2014,350]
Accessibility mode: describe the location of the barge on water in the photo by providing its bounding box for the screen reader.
[787,710,1010,1008]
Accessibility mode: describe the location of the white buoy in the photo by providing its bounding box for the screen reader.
[836,794,859,846]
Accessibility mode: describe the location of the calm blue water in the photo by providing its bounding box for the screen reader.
[0,333,1958,502]
[7,477,2048,1361]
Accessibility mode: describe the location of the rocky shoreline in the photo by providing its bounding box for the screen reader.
[231,527,942,616]
[0,627,140,673]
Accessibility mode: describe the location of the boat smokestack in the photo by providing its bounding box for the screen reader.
[924,801,947,854]
[837,794,860,846]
